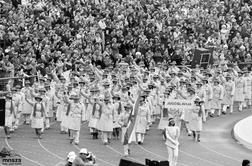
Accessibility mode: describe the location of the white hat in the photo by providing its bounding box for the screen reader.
[67,151,76,158]
[79,148,88,154]
[136,52,141,56]
[240,45,245,50]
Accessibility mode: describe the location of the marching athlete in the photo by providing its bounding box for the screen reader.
[222,74,235,114]
[4,93,16,139]
[234,71,246,111]
[190,98,203,142]
[65,93,84,145]
[26,95,46,139]
[119,103,133,156]
[135,92,150,145]
[96,95,114,145]
[164,118,180,166]
[210,79,224,116]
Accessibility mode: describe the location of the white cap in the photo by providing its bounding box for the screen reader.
[67,151,76,158]
[79,148,88,154]
[136,52,141,56]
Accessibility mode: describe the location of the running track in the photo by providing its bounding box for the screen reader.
[0,105,252,166]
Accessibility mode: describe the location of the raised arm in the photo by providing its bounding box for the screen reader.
[80,89,90,99]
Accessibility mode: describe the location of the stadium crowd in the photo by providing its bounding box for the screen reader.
[1,0,252,166]
[0,0,252,76]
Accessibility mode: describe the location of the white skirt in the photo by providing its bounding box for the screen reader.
[61,114,69,128]
[88,117,99,129]
[68,117,81,131]
[5,115,13,127]
[31,117,44,129]
[189,113,202,131]
[234,88,244,102]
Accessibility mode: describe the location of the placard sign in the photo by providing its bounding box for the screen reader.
[165,99,194,109]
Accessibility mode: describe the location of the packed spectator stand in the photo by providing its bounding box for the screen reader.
[1,0,252,78]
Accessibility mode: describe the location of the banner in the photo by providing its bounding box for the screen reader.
[165,99,194,109]
[158,99,193,129]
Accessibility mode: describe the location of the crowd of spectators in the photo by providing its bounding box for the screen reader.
[0,0,252,78]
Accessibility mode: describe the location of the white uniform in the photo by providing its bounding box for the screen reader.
[5,100,15,128]
[67,102,84,144]
[31,102,45,129]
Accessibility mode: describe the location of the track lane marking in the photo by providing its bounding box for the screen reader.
[38,139,65,160]
[198,142,241,162]
[5,138,46,166]
[179,149,224,166]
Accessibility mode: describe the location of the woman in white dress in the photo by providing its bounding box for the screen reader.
[243,70,252,108]
[112,94,122,140]
[56,89,69,134]
[202,77,213,118]
[95,96,114,145]
[4,94,16,139]
[65,94,84,145]
[234,71,246,111]
[118,103,132,156]
[189,98,203,142]
[210,79,224,116]
[135,93,150,145]
[164,118,180,166]
[26,95,46,139]
[82,87,101,140]
[21,80,33,125]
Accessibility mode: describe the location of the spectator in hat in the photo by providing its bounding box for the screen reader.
[66,151,77,166]
[78,148,96,164]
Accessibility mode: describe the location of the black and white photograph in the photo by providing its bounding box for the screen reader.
[0,0,252,166]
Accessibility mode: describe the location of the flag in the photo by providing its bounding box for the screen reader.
[123,93,141,145]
